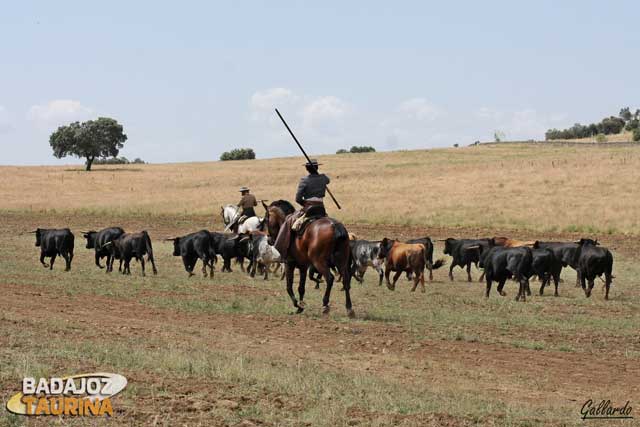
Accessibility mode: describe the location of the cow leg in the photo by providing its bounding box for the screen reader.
[552,271,560,297]
[119,258,124,273]
[40,252,49,268]
[182,256,194,277]
[419,269,426,293]
[285,263,302,313]
[466,262,473,282]
[223,257,231,273]
[239,256,245,273]
[385,267,393,290]
[575,269,581,287]
[586,278,595,298]
[94,252,104,269]
[478,271,485,283]
[525,278,531,296]
[410,271,419,292]
[140,256,146,277]
[448,263,455,281]
[580,272,587,296]
[427,260,434,281]
[539,274,549,296]
[376,265,384,287]
[201,258,208,277]
[264,262,269,280]
[49,254,56,270]
[485,276,492,298]
[124,257,131,275]
[62,251,71,271]
[391,270,402,289]
[604,271,612,300]
[497,279,507,296]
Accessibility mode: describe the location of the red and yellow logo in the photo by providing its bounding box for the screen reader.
[6,372,127,416]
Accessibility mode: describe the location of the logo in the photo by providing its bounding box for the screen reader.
[581,399,633,420]
[6,372,127,416]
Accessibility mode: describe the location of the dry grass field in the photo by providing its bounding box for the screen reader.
[1,143,640,426]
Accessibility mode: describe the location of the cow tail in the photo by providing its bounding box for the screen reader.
[143,231,154,262]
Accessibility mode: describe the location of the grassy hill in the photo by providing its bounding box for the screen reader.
[2,143,640,234]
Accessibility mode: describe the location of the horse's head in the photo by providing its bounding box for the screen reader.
[266,206,287,244]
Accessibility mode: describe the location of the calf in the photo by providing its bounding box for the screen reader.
[31,228,74,271]
[249,231,281,280]
[479,246,533,301]
[82,227,125,271]
[442,238,492,282]
[406,237,446,281]
[378,238,426,292]
[106,231,157,276]
[168,230,216,278]
[349,240,384,286]
[575,238,613,299]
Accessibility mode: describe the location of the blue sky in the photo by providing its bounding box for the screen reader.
[1,1,638,165]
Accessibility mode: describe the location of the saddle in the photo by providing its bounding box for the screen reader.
[294,205,328,237]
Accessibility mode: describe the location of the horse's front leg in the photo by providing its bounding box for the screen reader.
[320,267,334,315]
[285,262,302,313]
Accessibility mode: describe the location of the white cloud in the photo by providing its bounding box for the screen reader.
[249,87,297,111]
[301,96,350,130]
[27,99,93,128]
[0,106,13,134]
[397,98,442,121]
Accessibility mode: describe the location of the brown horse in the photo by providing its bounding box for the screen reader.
[263,201,354,317]
[288,218,354,317]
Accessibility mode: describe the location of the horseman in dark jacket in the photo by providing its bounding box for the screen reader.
[229,186,258,231]
[274,159,329,258]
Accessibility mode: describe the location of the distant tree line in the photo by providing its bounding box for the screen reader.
[545,107,640,141]
[94,156,145,165]
[336,146,376,154]
[220,148,256,161]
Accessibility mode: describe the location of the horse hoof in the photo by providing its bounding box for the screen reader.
[322,305,330,315]
[346,309,356,318]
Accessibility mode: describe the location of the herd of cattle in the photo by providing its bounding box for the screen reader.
[28,225,615,301]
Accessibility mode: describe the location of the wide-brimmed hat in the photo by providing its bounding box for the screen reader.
[304,159,322,167]
[239,186,250,192]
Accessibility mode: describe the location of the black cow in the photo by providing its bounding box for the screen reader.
[82,227,125,271]
[479,246,533,301]
[442,238,492,282]
[349,240,384,286]
[209,232,251,273]
[106,231,157,276]
[536,241,583,287]
[168,230,217,278]
[575,238,614,299]
[406,237,446,281]
[31,228,74,271]
[530,247,562,297]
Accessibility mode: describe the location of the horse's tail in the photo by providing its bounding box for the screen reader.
[331,222,351,282]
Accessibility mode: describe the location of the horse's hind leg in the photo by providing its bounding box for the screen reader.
[316,265,334,315]
[285,262,303,313]
[298,267,307,309]
[342,266,355,318]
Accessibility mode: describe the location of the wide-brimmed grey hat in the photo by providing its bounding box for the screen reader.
[239,186,250,192]
[304,159,322,167]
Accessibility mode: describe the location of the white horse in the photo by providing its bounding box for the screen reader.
[220,204,264,233]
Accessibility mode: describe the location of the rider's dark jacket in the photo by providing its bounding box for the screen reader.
[295,173,330,206]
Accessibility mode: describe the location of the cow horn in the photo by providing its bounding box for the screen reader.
[165,238,176,241]
[27,230,38,234]
[464,245,480,250]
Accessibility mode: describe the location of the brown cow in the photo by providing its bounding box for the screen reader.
[493,237,538,248]
[378,238,426,292]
